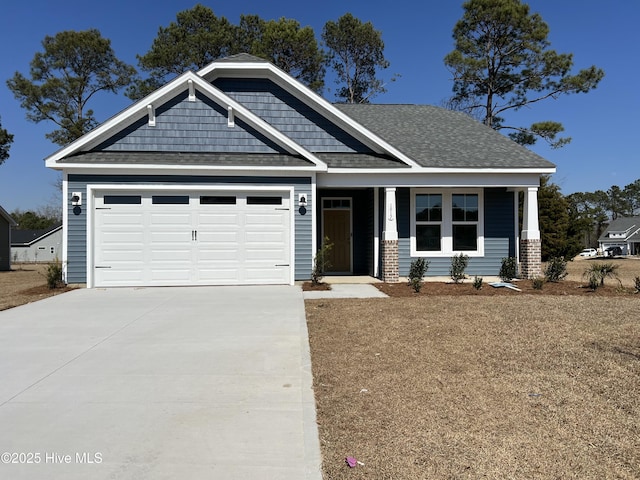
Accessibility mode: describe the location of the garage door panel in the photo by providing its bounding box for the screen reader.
[94,190,291,287]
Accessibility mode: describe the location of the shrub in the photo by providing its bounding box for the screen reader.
[408,257,429,293]
[311,237,333,285]
[544,257,568,283]
[532,277,545,290]
[450,253,469,284]
[45,260,64,289]
[499,257,518,282]
[472,276,483,290]
[583,262,620,290]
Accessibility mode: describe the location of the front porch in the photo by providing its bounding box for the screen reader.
[316,186,542,281]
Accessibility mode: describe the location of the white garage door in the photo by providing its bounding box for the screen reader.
[93,190,291,287]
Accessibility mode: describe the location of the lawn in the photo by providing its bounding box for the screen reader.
[306,293,639,479]
[0,263,72,311]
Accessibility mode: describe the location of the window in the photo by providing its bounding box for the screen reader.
[104,195,141,205]
[200,196,236,205]
[411,189,483,256]
[152,195,189,205]
[452,194,478,251]
[415,194,442,251]
[247,196,282,205]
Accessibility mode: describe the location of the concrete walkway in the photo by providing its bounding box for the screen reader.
[0,286,322,480]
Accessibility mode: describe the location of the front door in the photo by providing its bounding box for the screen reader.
[322,198,352,273]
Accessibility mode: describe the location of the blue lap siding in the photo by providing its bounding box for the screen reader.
[396,187,516,277]
[66,174,312,284]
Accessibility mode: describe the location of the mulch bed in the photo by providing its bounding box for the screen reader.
[376,279,638,297]
[302,281,332,291]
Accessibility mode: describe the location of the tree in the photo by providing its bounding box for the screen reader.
[606,185,632,220]
[444,0,604,148]
[129,6,326,100]
[239,16,325,93]
[322,13,396,103]
[0,117,13,165]
[10,209,60,230]
[566,191,608,246]
[7,29,136,146]
[623,179,640,215]
[129,4,235,99]
[537,176,583,260]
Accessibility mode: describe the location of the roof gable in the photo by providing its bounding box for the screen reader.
[45,71,326,170]
[599,216,640,242]
[0,205,16,226]
[11,223,62,246]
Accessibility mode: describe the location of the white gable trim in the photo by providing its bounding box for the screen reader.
[45,71,327,171]
[199,60,422,169]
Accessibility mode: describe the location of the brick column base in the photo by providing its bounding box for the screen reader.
[520,238,542,279]
[381,239,399,283]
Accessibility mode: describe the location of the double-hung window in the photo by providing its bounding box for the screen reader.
[411,189,483,256]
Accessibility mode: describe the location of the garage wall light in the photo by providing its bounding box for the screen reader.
[71,192,82,206]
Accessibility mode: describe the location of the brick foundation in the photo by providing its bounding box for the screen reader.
[520,238,542,279]
[381,239,399,283]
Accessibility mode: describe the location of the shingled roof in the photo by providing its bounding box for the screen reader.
[334,104,555,169]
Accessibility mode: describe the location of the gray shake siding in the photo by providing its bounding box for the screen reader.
[95,92,286,153]
[214,78,374,153]
[396,187,515,277]
[67,174,313,284]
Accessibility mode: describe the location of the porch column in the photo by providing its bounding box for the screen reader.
[381,187,399,282]
[520,187,542,279]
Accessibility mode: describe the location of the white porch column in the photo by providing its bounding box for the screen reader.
[383,187,398,241]
[522,187,540,240]
[520,187,542,278]
[381,188,399,282]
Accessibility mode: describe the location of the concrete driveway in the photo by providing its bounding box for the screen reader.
[0,286,322,480]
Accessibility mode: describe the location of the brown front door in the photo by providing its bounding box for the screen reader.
[323,200,351,273]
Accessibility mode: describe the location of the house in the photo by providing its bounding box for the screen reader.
[45,54,555,288]
[598,216,640,256]
[0,205,17,271]
[11,223,63,263]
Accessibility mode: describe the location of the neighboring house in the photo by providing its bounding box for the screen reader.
[598,217,640,256]
[0,205,17,271]
[45,54,555,288]
[11,223,63,263]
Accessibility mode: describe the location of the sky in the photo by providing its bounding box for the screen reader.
[1,0,638,214]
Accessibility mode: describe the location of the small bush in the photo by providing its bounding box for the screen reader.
[408,257,429,293]
[450,253,469,284]
[45,260,64,289]
[472,276,483,290]
[544,257,568,283]
[583,262,619,289]
[311,237,333,285]
[532,277,545,290]
[499,257,518,282]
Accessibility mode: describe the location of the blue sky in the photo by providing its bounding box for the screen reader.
[1,0,638,213]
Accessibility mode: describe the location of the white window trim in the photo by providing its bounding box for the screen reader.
[410,188,484,257]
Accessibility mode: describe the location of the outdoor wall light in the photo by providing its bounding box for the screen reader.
[298,193,307,207]
[71,192,82,206]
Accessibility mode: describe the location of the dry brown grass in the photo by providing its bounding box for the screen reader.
[566,256,640,287]
[0,264,73,311]
[306,295,640,479]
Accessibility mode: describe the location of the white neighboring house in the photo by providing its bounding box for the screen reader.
[11,223,63,263]
[598,217,640,256]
